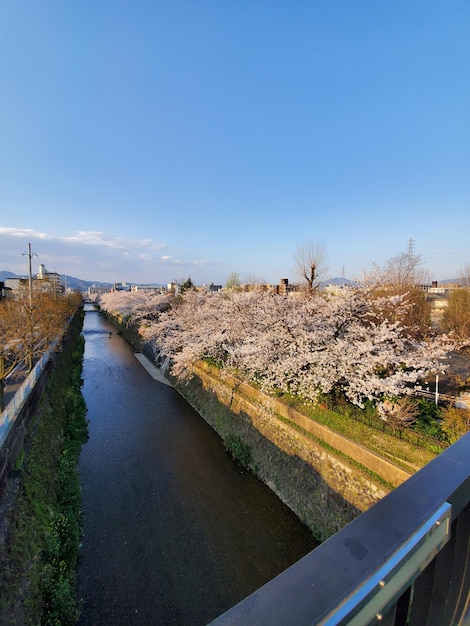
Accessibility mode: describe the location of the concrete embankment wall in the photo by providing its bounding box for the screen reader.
[193,362,411,487]
[0,358,54,496]
[104,312,411,541]
[173,362,400,541]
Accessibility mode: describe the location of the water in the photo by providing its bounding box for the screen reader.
[76,305,317,624]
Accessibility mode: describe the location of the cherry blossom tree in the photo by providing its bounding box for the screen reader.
[148,287,451,408]
[99,291,170,327]
[99,284,454,412]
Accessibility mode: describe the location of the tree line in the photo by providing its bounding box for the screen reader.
[97,268,470,442]
[0,290,82,411]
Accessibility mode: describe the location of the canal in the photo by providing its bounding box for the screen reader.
[76,305,317,624]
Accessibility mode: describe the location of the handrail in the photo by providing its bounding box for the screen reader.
[210,432,470,625]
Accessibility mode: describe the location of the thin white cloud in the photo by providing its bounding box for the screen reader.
[0,225,223,284]
[0,226,51,240]
[64,230,166,251]
[64,231,123,248]
[0,227,167,253]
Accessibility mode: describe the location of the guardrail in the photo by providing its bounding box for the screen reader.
[413,388,456,405]
[210,431,470,625]
[0,347,54,448]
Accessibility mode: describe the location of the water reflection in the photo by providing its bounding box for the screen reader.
[77,306,316,624]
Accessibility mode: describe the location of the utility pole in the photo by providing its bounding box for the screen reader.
[22,242,38,308]
[21,243,38,371]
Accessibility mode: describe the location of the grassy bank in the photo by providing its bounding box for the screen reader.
[0,311,88,625]
[276,395,438,472]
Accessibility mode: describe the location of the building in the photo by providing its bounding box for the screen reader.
[417,281,467,329]
[277,278,300,296]
[4,276,30,295]
[35,264,63,294]
[131,285,167,293]
[167,283,180,296]
[88,284,111,296]
[112,282,131,292]
[205,283,222,292]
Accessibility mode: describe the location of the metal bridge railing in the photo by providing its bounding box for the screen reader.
[210,431,470,625]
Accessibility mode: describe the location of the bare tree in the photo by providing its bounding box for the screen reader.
[226,272,241,290]
[442,289,470,341]
[368,251,432,337]
[294,241,328,293]
[0,291,81,411]
[378,397,419,437]
[244,274,266,291]
[374,251,429,289]
[458,263,470,288]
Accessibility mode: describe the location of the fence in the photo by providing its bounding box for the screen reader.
[0,347,53,448]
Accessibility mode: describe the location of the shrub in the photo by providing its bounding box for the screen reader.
[440,405,470,444]
[413,399,443,439]
[225,435,252,468]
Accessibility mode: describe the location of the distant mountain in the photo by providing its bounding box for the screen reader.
[320,277,356,288]
[62,275,113,291]
[438,278,459,285]
[0,270,20,281]
[0,270,112,292]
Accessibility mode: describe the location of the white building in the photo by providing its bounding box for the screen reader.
[36,264,63,294]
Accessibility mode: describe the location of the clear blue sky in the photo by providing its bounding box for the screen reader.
[1,1,469,285]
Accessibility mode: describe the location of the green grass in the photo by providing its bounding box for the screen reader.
[198,362,443,471]
[0,310,88,625]
[275,394,439,471]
